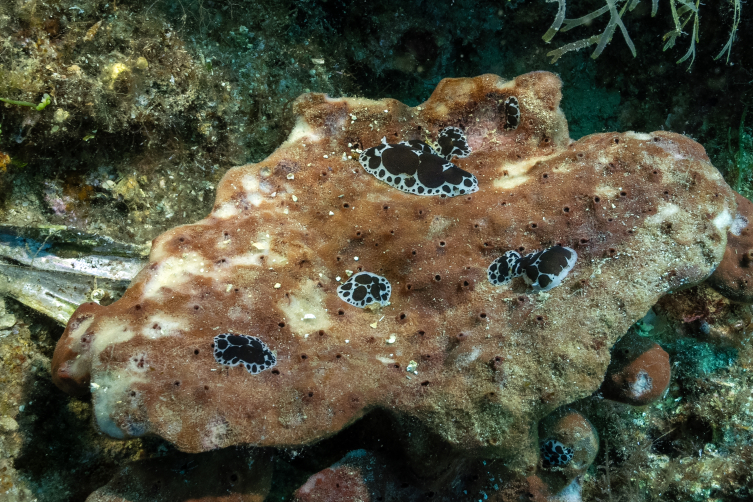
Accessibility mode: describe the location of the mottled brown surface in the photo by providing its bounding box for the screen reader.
[708,192,753,303]
[86,448,271,502]
[52,72,735,474]
[655,283,753,348]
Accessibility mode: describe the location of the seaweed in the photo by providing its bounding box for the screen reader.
[544,0,743,69]
[662,0,701,70]
[545,0,639,63]
[0,94,50,111]
[728,107,752,196]
[715,0,742,64]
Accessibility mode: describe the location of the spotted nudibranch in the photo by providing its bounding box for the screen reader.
[540,438,574,467]
[337,271,392,308]
[358,127,478,197]
[488,245,578,292]
[213,333,276,374]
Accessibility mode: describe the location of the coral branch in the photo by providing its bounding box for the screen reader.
[547,35,600,63]
[543,0,567,42]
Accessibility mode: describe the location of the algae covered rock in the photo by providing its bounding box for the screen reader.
[52,71,736,474]
[86,448,272,502]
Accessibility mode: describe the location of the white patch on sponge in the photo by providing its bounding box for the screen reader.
[277,279,331,335]
[730,214,748,236]
[214,202,240,219]
[646,202,680,227]
[493,153,560,190]
[285,116,322,145]
[92,370,147,439]
[712,209,733,233]
[241,174,264,207]
[625,132,653,141]
[91,318,138,354]
[142,252,208,299]
[454,346,482,368]
[231,233,287,268]
[142,314,190,339]
[629,370,653,399]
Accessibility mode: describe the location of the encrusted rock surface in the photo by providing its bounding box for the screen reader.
[86,448,271,502]
[52,71,736,474]
[293,449,550,502]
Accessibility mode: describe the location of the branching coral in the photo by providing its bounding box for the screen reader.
[544,0,743,70]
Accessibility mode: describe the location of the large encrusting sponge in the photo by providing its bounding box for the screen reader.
[51,71,736,474]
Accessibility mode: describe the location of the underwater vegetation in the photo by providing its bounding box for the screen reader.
[43,70,753,501]
[0,0,753,501]
[542,0,743,69]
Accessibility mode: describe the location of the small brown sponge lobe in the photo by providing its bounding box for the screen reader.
[600,330,670,406]
[337,272,391,308]
[213,333,276,374]
[537,409,598,493]
[707,191,753,303]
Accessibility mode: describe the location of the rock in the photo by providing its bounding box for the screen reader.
[654,283,753,348]
[0,298,16,330]
[86,448,271,502]
[293,449,549,502]
[0,416,18,433]
[707,191,753,303]
[52,71,736,474]
[600,330,671,406]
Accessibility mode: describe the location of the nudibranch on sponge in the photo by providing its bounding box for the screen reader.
[540,438,574,467]
[213,333,276,374]
[358,127,477,197]
[50,72,740,479]
[435,126,472,159]
[488,245,577,292]
[337,272,392,308]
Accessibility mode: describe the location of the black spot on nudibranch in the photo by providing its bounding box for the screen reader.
[337,272,392,308]
[519,245,577,291]
[540,438,574,467]
[487,245,577,292]
[436,127,471,160]
[503,96,520,131]
[213,333,276,374]
[358,129,478,197]
[487,250,522,285]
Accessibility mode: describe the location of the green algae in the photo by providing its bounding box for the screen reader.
[0,94,50,112]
